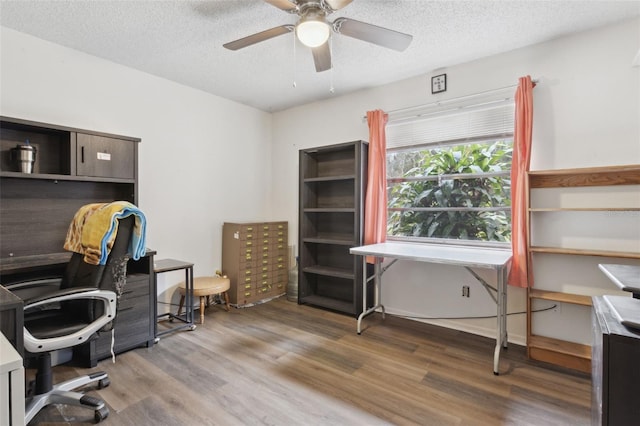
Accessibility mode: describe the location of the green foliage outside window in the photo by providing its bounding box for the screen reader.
[387,140,513,242]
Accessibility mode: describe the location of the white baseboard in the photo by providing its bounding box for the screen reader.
[380,307,526,347]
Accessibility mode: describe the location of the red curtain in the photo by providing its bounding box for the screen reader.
[508,76,535,288]
[364,110,388,263]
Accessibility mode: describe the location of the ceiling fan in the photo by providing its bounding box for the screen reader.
[223,0,413,72]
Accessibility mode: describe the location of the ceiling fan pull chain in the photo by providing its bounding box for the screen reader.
[292,31,297,88]
[329,34,335,94]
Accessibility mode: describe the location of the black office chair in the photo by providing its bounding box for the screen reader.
[7,215,135,424]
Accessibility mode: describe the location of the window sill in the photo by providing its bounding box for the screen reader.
[386,236,510,250]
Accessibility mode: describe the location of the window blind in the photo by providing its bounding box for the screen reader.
[386,95,515,151]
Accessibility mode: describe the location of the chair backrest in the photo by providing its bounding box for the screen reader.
[61,216,135,289]
[61,216,135,321]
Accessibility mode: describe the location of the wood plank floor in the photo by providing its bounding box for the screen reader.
[30,296,591,425]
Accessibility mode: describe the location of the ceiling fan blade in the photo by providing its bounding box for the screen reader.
[325,0,353,11]
[333,18,412,51]
[223,25,294,50]
[311,42,332,72]
[264,0,298,12]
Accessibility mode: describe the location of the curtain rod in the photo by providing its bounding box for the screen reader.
[362,78,538,122]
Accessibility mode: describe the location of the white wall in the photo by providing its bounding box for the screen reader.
[0,27,274,306]
[271,18,640,345]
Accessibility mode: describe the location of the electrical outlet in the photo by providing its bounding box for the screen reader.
[462,285,470,297]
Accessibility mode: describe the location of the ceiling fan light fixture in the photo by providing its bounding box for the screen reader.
[296,15,330,48]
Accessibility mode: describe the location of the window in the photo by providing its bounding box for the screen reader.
[385,93,515,245]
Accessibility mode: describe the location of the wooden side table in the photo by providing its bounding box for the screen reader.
[154,259,196,338]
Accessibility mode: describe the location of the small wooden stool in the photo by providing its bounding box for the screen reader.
[177,276,230,324]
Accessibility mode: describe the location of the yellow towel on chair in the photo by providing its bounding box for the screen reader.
[63,203,104,262]
[63,201,147,265]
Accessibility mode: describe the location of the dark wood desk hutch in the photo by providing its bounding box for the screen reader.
[0,116,155,366]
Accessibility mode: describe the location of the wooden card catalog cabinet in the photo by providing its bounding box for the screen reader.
[222,221,288,306]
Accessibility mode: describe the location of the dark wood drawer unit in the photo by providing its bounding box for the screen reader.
[592,296,640,426]
[76,253,156,367]
[222,222,288,306]
[298,141,372,316]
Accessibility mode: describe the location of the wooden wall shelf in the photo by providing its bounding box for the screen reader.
[528,335,591,373]
[526,164,640,372]
[529,289,592,306]
[530,207,640,212]
[529,247,640,259]
[529,164,640,188]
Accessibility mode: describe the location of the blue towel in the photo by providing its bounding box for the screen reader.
[96,203,147,264]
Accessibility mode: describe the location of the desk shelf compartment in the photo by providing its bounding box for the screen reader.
[1,119,71,175]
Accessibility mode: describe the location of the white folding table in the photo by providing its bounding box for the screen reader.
[350,242,512,375]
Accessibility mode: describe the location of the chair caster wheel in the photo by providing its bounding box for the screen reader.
[97,377,110,389]
[94,407,109,423]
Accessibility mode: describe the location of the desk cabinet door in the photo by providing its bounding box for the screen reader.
[77,133,135,179]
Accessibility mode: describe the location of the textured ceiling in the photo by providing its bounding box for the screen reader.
[1,0,639,112]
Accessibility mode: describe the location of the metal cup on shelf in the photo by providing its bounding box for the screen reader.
[10,143,37,173]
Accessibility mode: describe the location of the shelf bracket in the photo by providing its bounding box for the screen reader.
[465,267,498,304]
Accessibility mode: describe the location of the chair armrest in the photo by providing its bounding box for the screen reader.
[24,287,116,310]
[23,288,118,353]
[4,278,63,301]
